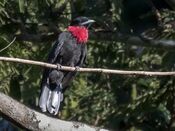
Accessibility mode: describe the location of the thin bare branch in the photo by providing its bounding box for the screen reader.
[0,37,16,52]
[0,56,175,76]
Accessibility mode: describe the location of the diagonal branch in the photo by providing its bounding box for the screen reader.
[0,92,109,131]
[0,56,175,76]
[0,37,16,52]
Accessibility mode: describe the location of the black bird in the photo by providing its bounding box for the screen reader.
[39,17,95,115]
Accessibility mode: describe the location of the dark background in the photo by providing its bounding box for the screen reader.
[0,0,175,130]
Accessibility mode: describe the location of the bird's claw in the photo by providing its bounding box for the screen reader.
[56,64,62,70]
[75,66,80,71]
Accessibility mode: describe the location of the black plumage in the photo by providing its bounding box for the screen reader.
[39,17,94,115]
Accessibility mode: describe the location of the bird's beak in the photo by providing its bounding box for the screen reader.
[81,19,95,26]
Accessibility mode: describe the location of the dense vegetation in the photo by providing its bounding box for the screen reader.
[0,0,175,130]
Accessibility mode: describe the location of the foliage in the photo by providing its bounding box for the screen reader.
[0,0,175,130]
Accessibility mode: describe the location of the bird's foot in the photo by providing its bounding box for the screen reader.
[56,64,62,70]
[75,66,80,71]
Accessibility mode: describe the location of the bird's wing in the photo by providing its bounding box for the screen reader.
[39,32,71,114]
[62,45,87,89]
[41,32,70,84]
[47,32,69,63]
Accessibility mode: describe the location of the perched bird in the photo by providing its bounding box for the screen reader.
[39,17,95,115]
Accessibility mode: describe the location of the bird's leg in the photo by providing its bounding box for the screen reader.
[75,66,80,71]
[70,62,80,71]
[56,63,62,70]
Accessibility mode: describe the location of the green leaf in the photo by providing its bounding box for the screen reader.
[18,0,24,13]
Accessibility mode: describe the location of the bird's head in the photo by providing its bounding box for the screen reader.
[70,16,95,29]
[68,17,95,43]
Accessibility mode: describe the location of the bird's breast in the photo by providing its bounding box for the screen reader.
[68,26,88,43]
[60,41,82,66]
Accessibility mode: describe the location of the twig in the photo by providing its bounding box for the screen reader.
[0,37,16,52]
[0,56,175,76]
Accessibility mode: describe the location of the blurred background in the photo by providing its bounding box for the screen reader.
[0,0,175,130]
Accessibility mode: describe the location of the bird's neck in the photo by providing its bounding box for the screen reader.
[68,26,88,43]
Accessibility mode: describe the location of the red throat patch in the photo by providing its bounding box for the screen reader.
[68,26,88,43]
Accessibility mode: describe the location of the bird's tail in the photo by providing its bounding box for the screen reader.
[39,84,63,115]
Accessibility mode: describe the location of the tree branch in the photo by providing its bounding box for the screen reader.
[0,56,175,76]
[90,31,175,49]
[0,92,109,131]
[0,37,16,52]
[15,30,175,49]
